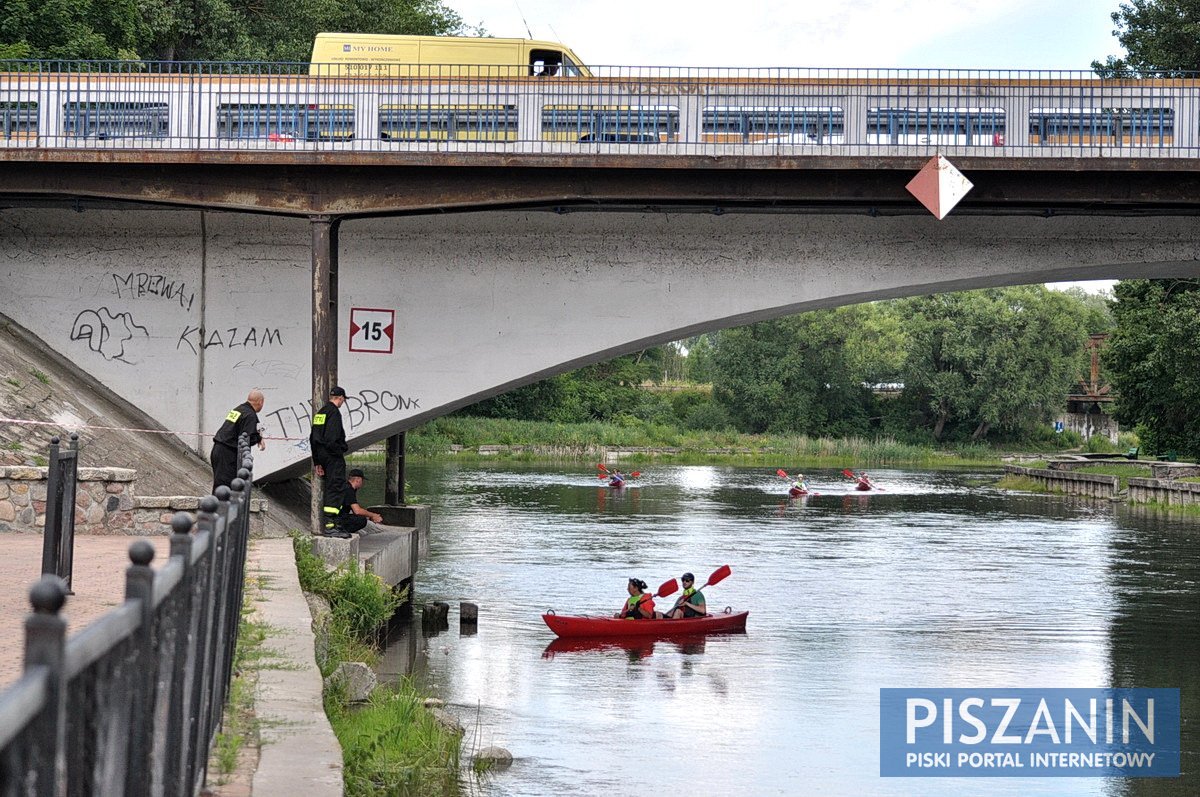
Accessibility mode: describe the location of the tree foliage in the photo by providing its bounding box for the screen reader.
[1103,279,1200,458]
[708,307,873,436]
[1093,0,1200,76]
[896,287,1089,442]
[1,0,470,62]
[465,355,657,424]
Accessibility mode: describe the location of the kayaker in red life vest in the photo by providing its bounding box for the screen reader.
[666,572,707,619]
[856,472,875,491]
[615,578,655,619]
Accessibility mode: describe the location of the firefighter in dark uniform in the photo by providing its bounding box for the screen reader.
[210,389,265,493]
[310,385,350,537]
[339,468,383,535]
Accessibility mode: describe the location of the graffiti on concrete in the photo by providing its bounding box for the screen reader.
[177,326,282,354]
[346,389,421,429]
[69,307,149,364]
[111,272,196,312]
[263,388,422,442]
[232,359,303,380]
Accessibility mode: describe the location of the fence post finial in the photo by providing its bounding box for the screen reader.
[24,574,68,796]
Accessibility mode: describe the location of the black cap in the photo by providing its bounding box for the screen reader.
[348,468,365,480]
[681,572,694,582]
[330,386,346,397]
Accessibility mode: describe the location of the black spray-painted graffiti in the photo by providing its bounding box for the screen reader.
[177,326,282,354]
[69,307,149,364]
[112,272,196,312]
[264,388,422,444]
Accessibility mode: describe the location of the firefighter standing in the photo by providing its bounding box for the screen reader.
[310,385,351,537]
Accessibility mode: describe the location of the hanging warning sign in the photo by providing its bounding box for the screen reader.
[348,307,395,354]
[906,155,973,220]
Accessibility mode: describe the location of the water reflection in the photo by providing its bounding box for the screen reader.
[357,463,1199,796]
[541,632,723,660]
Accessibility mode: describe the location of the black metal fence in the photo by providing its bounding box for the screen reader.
[41,434,80,594]
[0,433,256,797]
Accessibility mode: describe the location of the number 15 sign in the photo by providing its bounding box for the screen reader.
[349,308,395,354]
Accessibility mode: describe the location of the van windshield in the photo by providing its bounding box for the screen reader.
[560,55,583,77]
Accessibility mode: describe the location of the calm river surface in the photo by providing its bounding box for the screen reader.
[358,463,1198,796]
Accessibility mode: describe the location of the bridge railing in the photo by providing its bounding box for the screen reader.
[2,61,1198,158]
[0,434,256,797]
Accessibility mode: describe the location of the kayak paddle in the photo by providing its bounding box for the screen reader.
[702,564,731,590]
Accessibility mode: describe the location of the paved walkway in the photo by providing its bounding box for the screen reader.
[0,532,171,688]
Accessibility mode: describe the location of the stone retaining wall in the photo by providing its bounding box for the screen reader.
[0,466,267,535]
[1003,465,1119,498]
[1128,478,1200,507]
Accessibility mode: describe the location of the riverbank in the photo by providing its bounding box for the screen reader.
[380,417,1021,467]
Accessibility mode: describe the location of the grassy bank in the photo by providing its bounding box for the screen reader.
[390,416,1006,467]
[293,537,463,797]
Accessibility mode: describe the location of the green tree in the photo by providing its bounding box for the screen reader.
[899,287,1089,442]
[708,307,873,436]
[463,353,658,423]
[1,0,144,60]
[2,0,469,62]
[1103,279,1200,458]
[1092,0,1200,76]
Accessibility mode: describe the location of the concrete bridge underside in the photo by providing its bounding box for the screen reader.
[0,204,1197,480]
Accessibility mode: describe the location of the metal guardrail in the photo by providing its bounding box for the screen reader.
[0,433,256,797]
[1,61,1198,159]
[41,434,80,594]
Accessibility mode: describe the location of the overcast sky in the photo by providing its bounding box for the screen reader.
[448,0,1122,70]
[447,0,1123,292]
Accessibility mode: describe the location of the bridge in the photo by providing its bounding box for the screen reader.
[2,63,1200,480]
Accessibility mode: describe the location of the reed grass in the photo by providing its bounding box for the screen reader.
[391,416,1002,467]
[330,680,462,797]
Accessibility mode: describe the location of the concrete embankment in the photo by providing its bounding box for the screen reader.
[1003,465,1119,498]
[1128,478,1200,507]
[1005,462,1200,509]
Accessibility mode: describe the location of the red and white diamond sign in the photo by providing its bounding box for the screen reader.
[906,155,973,220]
[349,307,394,354]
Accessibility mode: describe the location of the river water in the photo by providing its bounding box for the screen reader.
[359,463,1198,796]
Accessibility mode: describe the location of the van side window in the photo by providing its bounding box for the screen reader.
[530,49,563,76]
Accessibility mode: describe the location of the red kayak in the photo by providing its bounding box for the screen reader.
[542,609,749,638]
[855,481,872,491]
[608,476,626,488]
[788,486,808,497]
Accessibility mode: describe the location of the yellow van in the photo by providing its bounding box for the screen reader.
[309,33,591,78]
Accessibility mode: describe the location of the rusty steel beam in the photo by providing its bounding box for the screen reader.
[6,160,1200,217]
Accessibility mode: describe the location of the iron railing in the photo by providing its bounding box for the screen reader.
[41,434,80,594]
[0,433,256,797]
[2,62,1199,158]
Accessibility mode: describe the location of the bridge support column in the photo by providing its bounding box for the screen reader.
[385,433,406,505]
[310,215,341,535]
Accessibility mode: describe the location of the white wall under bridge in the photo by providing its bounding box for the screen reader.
[0,205,1197,480]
